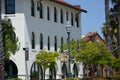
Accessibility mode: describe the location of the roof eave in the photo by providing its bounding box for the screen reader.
[50,0,87,13]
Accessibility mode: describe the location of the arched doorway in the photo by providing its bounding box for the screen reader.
[5,60,18,79]
[30,62,43,80]
[49,66,56,80]
[62,63,67,78]
[73,63,78,77]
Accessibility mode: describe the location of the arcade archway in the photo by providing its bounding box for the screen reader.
[61,63,67,78]
[73,63,78,77]
[49,66,56,79]
[30,62,43,80]
[5,60,18,79]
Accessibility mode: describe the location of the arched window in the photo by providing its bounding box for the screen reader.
[31,32,35,49]
[47,6,50,20]
[54,36,57,51]
[61,37,64,52]
[31,0,35,16]
[37,2,43,18]
[40,33,43,49]
[5,60,18,79]
[30,62,43,80]
[66,11,68,21]
[73,64,78,77]
[49,67,56,80]
[61,9,63,23]
[75,14,79,27]
[54,7,57,22]
[5,0,15,14]
[48,36,50,50]
[77,40,79,49]
[40,2,43,18]
[71,12,74,26]
[62,63,67,78]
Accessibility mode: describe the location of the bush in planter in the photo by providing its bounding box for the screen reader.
[7,78,22,80]
[93,77,105,80]
[105,75,120,80]
[62,77,82,80]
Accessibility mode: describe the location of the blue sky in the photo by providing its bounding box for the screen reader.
[65,0,105,37]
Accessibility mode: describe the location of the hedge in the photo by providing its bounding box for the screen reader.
[6,78,22,80]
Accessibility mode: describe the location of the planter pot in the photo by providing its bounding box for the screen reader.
[95,77,104,80]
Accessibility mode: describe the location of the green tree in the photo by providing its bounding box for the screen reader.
[112,58,120,71]
[2,17,19,61]
[60,39,79,61]
[60,39,112,78]
[76,40,112,78]
[35,50,59,80]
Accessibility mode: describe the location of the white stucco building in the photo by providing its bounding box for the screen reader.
[1,0,86,80]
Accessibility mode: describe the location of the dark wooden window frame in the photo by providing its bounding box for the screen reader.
[31,32,35,49]
[48,36,50,50]
[54,7,57,22]
[31,0,35,16]
[61,9,63,23]
[40,33,43,49]
[54,36,57,51]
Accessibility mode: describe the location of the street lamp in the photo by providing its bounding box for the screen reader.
[66,21,72,77]
[23,43,29,80]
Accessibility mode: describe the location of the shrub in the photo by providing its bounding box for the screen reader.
[62,77,82,80]
[105,72,120,80]
[7,78,22,80]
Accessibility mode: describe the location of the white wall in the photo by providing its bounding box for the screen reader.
[2,0,83,79]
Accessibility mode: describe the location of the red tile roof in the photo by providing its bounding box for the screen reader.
[50,0,87,13]
[83,32,103,42]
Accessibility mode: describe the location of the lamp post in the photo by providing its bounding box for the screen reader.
[66,21,72,77]
[23,43,29,80]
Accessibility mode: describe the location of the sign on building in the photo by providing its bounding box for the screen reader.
[61,52,68,62]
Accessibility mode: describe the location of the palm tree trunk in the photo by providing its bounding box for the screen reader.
[118,2,120,57]
[0,0,5,80]
[105,0,112,52]
[118,5,120,58]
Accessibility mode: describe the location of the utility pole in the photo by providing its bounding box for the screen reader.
[65,21,72,77]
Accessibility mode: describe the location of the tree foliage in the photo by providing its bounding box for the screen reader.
[35,50,59,70]
[2,17,18,60]
[60,39,78,60]
[60,39,112,65]
[112,58,120,70]
[75,40,112,65]
[60,39,112,78]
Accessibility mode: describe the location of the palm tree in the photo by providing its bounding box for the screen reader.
[112,0,120,46]
[0,0,5,80]
[105,0,112,52]
[110,0,120,57]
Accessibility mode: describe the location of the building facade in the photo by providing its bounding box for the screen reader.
[1,0,86,79]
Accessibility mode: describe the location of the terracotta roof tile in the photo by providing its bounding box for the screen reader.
[83,32,103,42]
